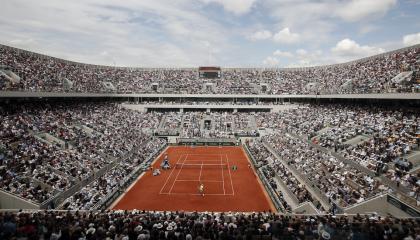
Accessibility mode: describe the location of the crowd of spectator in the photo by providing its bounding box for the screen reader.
[156,111,259,138]
[0,210,419,239]
[0,102,166,206]
[1,89,420,229]
[130,100,279,106]
[158,112,182,136]
[62,138,165,210]
[2,99,418,209]
[1,44,419,94]
[290,106,418,193]
[248,140,317,212]
[253,104,420,204]
[264,134,387,208]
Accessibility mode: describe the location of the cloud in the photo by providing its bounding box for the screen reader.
[285,49,324,67]
[273,50,293,58]
[261,0,398,46]
[248,30,272,41]
[0,0,413,67]
[336,0,397,22]
[247,27,300,44]
[8,38,37,46]
[272,28,300,44]
[201,0,257,15]
[403,32,420,46]
[264,48,325,67]
[284,39,387,68]
[0,0,234,67]
[331,38,385,58]
[296,49,308,56]
[261,1,334,45]
[263,56,279,66]
[359,24,379,34]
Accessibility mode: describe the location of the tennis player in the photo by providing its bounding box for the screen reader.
[198,183,204,197]
[161,153,170,169]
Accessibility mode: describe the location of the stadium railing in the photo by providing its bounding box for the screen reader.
[386,193,420,217]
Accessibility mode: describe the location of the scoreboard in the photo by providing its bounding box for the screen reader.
[199,66,221,79]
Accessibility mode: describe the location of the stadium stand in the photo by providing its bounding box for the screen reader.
[0,103,166,208]
[1,44,419,94]
[0,210,418,239]
[1,102,417,213]
[1,43,420,239]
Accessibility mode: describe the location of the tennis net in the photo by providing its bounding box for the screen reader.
[174,163,228,169]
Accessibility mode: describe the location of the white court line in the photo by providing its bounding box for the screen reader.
[160,192,234,196]
[198,159,203,183]
[175,179,224,183]
[186,154,224,156]
[167,154,188,195]
[182,160,222,162]
[159,154,183,194]
[226,154,235,196]
[221,155,226,195]
[111,146,169,209]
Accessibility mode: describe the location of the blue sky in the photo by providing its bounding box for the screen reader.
[0,0,419,67]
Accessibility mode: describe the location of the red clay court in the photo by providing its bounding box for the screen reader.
[112,146,276,212]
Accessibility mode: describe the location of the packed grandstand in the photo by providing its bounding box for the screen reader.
[1,43,420,239]
[1,44,419,94]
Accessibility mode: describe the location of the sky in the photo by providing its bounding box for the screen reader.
[0,0,420,68]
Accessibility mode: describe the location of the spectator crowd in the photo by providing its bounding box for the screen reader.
[254,105,420,205]
[1,44,419,94]
[0,102,166,208]
[248,140,324,211]
[0,210,419,239]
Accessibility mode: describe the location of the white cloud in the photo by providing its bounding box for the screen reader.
[0,0,234,67]
[296,49,308,56]
[359,24,379,34]
[273,28,300,44]
[403,32,420,46]
[261,50,293,67]
[248,28,300,44]
[273,50,293,58]
[262,1,334,45]
[286,48,323,67]
[268,48,326,67]
[0,0,410,67]
[8,38,37,47]
[263,56,279,66]
[201,0,257,15]
[336,0,397,22]
[331,38,385,58]
[248,30,272,41]
[261,0,397,46]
